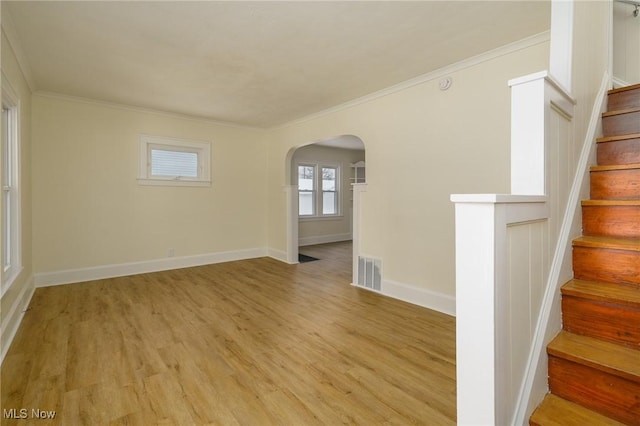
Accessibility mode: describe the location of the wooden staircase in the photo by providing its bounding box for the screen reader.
[530,83,640,426]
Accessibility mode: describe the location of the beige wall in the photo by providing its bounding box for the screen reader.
[1,25,33,357]
[32,95,268,274]
[268,39,550,300]
[292,144,365,244]
[613,1,640,85]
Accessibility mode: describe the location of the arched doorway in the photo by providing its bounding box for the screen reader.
[284,135,366,282]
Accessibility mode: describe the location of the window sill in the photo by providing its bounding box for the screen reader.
[137,178,211,187]
[299,215,344,222]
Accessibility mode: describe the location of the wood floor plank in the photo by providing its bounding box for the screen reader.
[1,241,456,425]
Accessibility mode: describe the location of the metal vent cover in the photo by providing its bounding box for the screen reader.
[357,256,382,291]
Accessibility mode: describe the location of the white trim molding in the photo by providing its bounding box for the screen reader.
[1,13,36,92]
[267,248,292,264]
[299,233,351,247]
[612,76,631,89]
[350,278,455,318]
[34,248,268,288]
[275,31,550,130]
[383,279,455,317]
[1,274,35,364]
[34,91,263,131]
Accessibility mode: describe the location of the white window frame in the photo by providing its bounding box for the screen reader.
[297,161,341,219]
[137,135,211,187]
[2,75,22,296]
[320,165,339,216]
[297,163,317,217]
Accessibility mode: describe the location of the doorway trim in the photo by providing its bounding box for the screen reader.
[284,136,365,284]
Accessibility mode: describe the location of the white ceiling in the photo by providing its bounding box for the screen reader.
[4,1,550,128]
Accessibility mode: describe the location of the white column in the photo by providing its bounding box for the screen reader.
[453,198,501,426]
[284,185,299,264]
[351,183,367,285]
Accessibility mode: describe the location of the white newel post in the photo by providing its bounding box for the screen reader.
[510,71,576,195]
[452,197,503,426]
[451,194,548,426]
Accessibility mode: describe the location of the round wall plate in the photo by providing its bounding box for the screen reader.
[439,77,452,91]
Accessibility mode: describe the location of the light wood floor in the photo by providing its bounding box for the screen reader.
[1,241,456,425]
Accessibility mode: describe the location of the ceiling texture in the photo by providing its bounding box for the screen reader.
[4,1,550,128]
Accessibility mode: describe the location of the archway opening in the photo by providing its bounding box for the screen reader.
[284,135,366,282]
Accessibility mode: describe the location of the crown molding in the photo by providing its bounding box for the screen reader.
[34,90,265,131]
[1,9,36,92]
[273,31,551,131]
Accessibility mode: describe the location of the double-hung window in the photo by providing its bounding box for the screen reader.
[138,135,211,186]
[321,166,338,215]
[298,164,316,216]
[297,163,340,217]
[2,80,21,293]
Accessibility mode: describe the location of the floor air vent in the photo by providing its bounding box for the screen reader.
[357,256,382,291]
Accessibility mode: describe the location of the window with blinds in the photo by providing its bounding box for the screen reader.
[138,135,211,186]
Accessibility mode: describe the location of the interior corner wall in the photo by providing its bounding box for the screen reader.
[1,26,34,360]
[292,144,365,245]
[31,95,268,278]
[613,1,640,85]
[267,39,550,307]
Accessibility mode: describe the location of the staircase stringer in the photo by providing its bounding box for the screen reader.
[512,71,610,425]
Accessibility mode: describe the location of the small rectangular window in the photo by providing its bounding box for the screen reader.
[138,135,211,186]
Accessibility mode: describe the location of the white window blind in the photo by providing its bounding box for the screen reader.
[151,149,198,178]
[138,135,211,186]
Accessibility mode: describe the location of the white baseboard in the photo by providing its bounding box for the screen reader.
[1,275,35,364]
[34,248,268,288]
[268,248,294,264]
[352,279,456,317]
[298,233,352,247]
[383,279,456,317]
[612,76,630,89]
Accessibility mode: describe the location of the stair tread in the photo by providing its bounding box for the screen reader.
[573,236,640,251]
[590,163,640,172]
[582,199,640,206]
[548,332,640,382]
[530,394,625,426]
[602,106,640,117]
[596,133,640,143]
[563,279,640,307]
[608,83,640,95]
